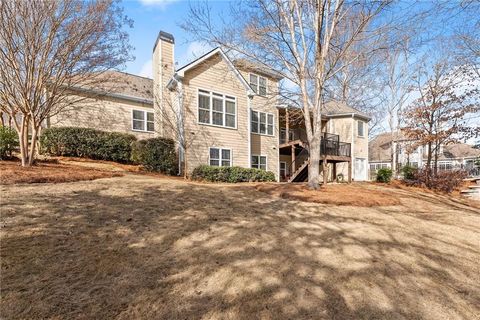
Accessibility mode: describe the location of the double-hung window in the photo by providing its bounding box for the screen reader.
[132,110,154,132]
[209,147,231,167]
[251,155,267,170]
[357,120,365,137]
[198,89,236,128]
[249,74,267,96]
[251,110,274,136]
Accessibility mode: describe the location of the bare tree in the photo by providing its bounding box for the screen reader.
[183,0,393,189]
[403,61,480,181]
[381,46,417,175]
[0,0,132,166]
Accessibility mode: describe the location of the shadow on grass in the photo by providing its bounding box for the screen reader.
[1,176,479,319]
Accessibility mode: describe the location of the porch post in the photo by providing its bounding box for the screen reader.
[285,108,290,142]
[348,160,352,183]
[323,157,328,185]
[333,162,337,182]
[291,145,296,171]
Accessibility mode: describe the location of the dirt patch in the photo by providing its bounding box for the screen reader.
[0,160,122,184]
[255,182,401,206]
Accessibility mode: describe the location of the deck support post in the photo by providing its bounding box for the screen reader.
[348,160,352,183]
[291,145,296,171]
[285,109,290,142]
[322,156,328,185]
[333,162,337,182]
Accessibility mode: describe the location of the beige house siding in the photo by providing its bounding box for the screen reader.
[181,54,251,174]
[49,94,155,140]
[324,116,369,181]
[238,69,280,177]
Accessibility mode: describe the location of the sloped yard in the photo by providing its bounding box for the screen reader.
[1,174,479,319]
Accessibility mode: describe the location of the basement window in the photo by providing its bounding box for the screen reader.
[209,148,232,167]
[251,155,267,170]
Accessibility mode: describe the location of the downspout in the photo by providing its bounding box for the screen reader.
[247,95,252,169]
[351,113,355,181]
[177,79,184,176]
[276,107,280,182]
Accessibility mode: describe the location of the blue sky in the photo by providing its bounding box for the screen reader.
[123,0,230,78]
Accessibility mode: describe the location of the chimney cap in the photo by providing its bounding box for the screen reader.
[153,30,175,52]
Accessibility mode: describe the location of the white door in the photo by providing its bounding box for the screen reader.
[355,158,367,181]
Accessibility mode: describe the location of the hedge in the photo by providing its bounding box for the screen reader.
[191,165,276,183]
[40,127,136,163]
[131,137,177,174]
[376,168,393,183]
[0,125,19,159]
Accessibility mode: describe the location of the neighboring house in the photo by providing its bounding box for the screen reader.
[47,30,370,182]
[369,131,480,179]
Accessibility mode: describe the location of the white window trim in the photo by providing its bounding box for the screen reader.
[249,73,267,97]
[131,109,155,133]
[357,120,365,137]
[209,147,232,167]
[197,88,237,130]
[251,154,268,171]
[280,161,287,176]
[251,109,275,137]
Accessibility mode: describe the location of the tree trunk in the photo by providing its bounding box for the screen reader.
[308,140,320,189]
[433,141,439,177]
[27,124,40,166]
[18,116,29,167]
[426,141,432,186]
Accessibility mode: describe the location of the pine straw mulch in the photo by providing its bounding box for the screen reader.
[0,159,123,185]
[255,182,401,207]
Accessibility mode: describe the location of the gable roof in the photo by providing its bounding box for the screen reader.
[323,101,371,120]
[233,59,283,80]
[175,48,254,96]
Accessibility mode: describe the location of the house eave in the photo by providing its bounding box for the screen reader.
[68,86,153,105]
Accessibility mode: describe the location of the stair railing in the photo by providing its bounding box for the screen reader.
[287,147,310,180]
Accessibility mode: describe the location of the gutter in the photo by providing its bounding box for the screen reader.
[68,86,153,105]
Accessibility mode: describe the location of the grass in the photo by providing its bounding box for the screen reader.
[255,183,401,206]
[1,174,479,319]
[0,159,122,184]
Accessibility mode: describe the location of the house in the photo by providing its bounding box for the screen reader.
[369,131,480,178]
[48,71,155,140]
[47,30,371,182]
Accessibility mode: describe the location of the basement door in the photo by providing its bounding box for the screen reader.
[355,158,367,181]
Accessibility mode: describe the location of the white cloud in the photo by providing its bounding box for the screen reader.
[178,41,213,67]
[139,59,153,78]
[137,0,179,9]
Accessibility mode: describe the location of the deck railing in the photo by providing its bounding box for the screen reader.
[280,128,351,158]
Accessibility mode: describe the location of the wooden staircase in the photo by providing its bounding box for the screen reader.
[288,159,309,182]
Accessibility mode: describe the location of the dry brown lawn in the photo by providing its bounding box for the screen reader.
[256,183,402,206]
[1,174,479,319]
[0,160,122,184]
